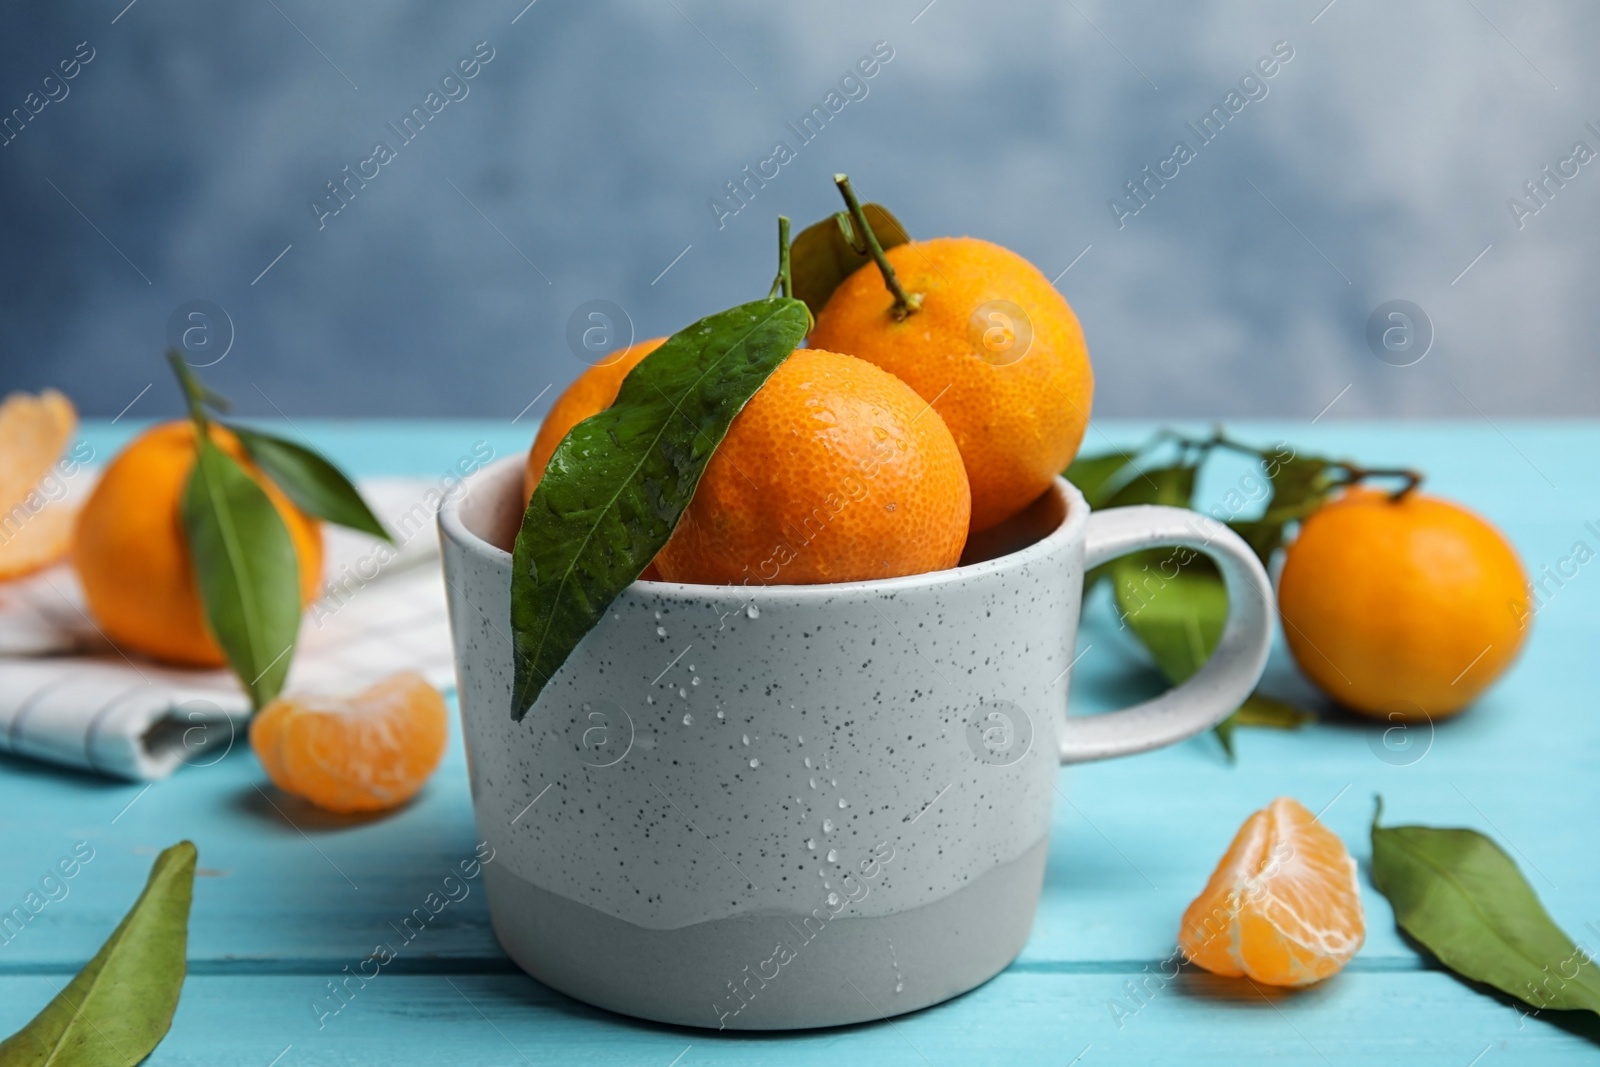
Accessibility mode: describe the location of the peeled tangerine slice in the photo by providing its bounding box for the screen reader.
[1178,796,1365,987]
[0,390,78,580]
[250,672,449,814]
[0,498,78,581]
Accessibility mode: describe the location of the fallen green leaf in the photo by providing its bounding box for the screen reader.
[231,426,391,542]
[789,203,909,319]
[182,437,302,708]
[510,297,812,719]
[0,841,197,1066]
[1371,799,1600,1024]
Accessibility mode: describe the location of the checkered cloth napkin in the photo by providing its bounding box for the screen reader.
[0,479,456,781]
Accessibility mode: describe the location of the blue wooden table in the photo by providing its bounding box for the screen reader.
[3,419,1596,1065]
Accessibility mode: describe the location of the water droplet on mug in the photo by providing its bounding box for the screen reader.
[716,710,725,719]
[807,838,816,850]
[838,798,848,809]
[797,735,804,745]
[656,626,667,637]
[823,818,833,833]
[804,757,812,768]
[748,758,760,768]
[688,664,695,672]
[809,778,817,789]
[742,734,750,746]
[678,688,687,698]
[827,892,840,906]
[646,695,655,705]
[691,677,701,686]
[895,981,904,993]
[827,849,838,863]
[830,779,838,787]
[746,604,760,619]
[682,714,693,726]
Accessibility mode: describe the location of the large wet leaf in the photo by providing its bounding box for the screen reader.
[232,425,390,541]
[789,203,910,318]
[1371,801,1600,1024]
[181,438,302,708]
[509,297,811,719]
[0,841,197,1065]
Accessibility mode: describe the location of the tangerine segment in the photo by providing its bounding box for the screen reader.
[250,671,448,814]
[1277,487,1529,718]
[523,337,667,503]
[810,236,1094,533]
[73,421,323,667]
[654,349,971,586]
[1179,796,1364,988]
[0,497,78,580]
[0,389,76,516]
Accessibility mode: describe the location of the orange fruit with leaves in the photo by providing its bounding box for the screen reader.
[0,389,79,580]
[250,671,448,813]
[1180,796,1365,987]
[73,421,324,666]
[523,337,667,502]
[654,348,970,585]
[1277,487,1529,719]
[810,235,1093,533]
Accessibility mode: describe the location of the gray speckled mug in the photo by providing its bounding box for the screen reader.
[438,454,1272,1030]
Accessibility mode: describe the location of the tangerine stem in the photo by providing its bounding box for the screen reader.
[778,215,793,300]
[166,349,210,433]
[833,173,921,320]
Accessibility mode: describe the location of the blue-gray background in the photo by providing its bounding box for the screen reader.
[1,1,1595,422]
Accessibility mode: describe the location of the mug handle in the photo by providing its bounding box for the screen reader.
[1057,504,1275,764]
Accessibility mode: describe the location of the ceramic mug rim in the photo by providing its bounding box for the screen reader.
[437,453,1091,603]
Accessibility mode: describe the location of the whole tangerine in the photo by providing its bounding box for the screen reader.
[654,348,971,586]
[810,236,1093,533]
[1277,487,1530,719]
[73,421,324,666]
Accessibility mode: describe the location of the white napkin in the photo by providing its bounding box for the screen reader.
[0,478,456,781]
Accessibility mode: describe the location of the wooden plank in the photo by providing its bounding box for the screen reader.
[0,971,1593,1065]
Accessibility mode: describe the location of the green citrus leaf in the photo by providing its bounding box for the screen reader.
[1111,549,1224,684]
[1064,450,1140,509]
[1215,692,1316,758]
[0,841,196,1066]
[789,203,909,318]
[1084,464,1197,593]
[181,438,302,708]
[509,297,812,720]
[231,425,391,541]
[1371,800,1600,1022]
[1110,524,1310,758]
[1229,451,1337,565]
